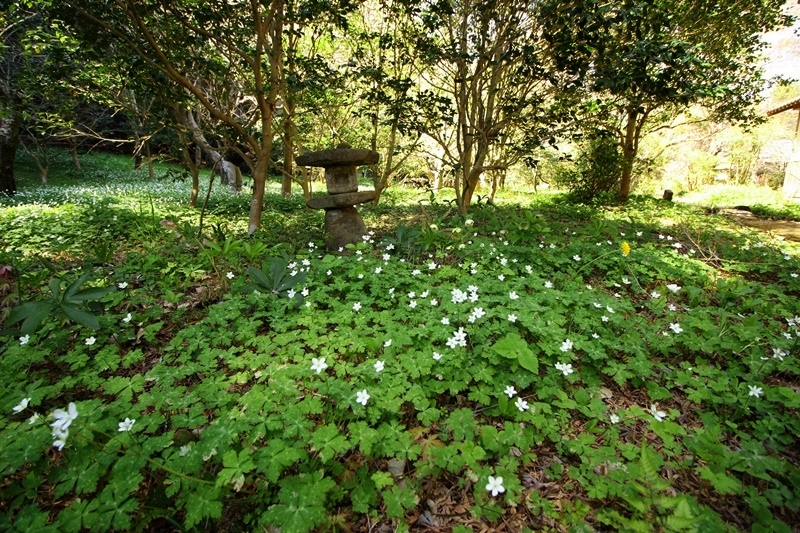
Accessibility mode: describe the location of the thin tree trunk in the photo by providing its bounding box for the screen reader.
[619,107,645,199]
[69,140,81,170]
[248,0,283,234]
[0,113,19,196]
[145,139,155,180]
[281,97,295,197]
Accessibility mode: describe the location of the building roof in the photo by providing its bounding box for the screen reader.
[766,96,800,116]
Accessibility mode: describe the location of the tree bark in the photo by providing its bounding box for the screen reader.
[0,113,20,196]
[619,107,648,199]
[185,110,241,194]
[281,97,295,197]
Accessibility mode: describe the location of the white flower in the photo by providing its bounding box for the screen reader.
[669,323,683,334]
[287,289,296,298]
[375,267,382,274]
[12,398,31,414]
[573,255,581,261]
[544,281,553,289]
[326,270,332,276]
[118,417,135,432]
[515,397,529,412]
[465,219,474,226]
[651,291,661,299]
[85,336,96,346]
[508,313,518,323]
[468,307,485,323]
[384,339,392,348]
[772,348,787,361]
[504,386,517,398]
[19,334,30,346]
[622,277,631,285]
[412,269,421,276]
[301,288,309,297]
[310,357,328,374]
[486,476,505,497]
[560,339,573,352]
[606,306,614,313]
[430,298,439,306]
[609,414,620,424]
[433,351,442,361]
[429,224,438,231]
[509,291,519,300]
[498,274,505,281]
[356,389,370,406]
[123,313,132,323]
[28,413,40,425]
[441,317,450,325]
[601,316,609,322]
[666,284,681,293]
[382,253,390,261]
[667,304,677,312]
[451,288,468,304]
[52,428,69,451]
[649,404,667,422]
[374,360,385,373]
[51,402,78,432]
[353,302,362,312]
[408,291,416,299]
[118,281,129,289]
[555,362,574,376]
[428,262,437,270]
[409,300,417,309]
[386,243,395,251]
[748,385,764,398]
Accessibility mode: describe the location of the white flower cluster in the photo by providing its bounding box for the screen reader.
[467,307,486,324]
[51,402,78,451]
[446,327,468,349]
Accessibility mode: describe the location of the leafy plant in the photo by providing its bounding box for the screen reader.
[6,272,113,334]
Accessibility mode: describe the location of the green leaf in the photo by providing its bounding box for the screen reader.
[63,272,92,301]
[698,466,742,495]
[247,266,271,292]
[492,332,538,373]
[183,486,223,529]
[60,304,100,330]
[69,286,113,303]
[371,471,394,490]
[6,301,56,334]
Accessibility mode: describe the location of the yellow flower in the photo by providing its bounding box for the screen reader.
[621,241,631,256]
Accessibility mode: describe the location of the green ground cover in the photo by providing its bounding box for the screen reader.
[1,154,799,531]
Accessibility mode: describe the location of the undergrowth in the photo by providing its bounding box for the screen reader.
[1,153,799,532]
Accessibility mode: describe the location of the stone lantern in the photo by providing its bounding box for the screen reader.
[296,144,379,250]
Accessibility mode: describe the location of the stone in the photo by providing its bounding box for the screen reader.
[324,207,368,250]
[307,190,377,210]
[296,147,379,168]
[325,165,359,194]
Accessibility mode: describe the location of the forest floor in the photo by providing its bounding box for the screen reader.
[1,154,799,532]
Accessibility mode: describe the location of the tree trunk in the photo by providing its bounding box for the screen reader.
[281,98,295,197]
[619,107,643,200]
[186,110,241,194]
[145,139,155,180]
[0,113,20,196]
[249,154,270,235]
[69,140,81,170]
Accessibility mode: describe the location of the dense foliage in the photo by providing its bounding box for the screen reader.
[1,153,799,531]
